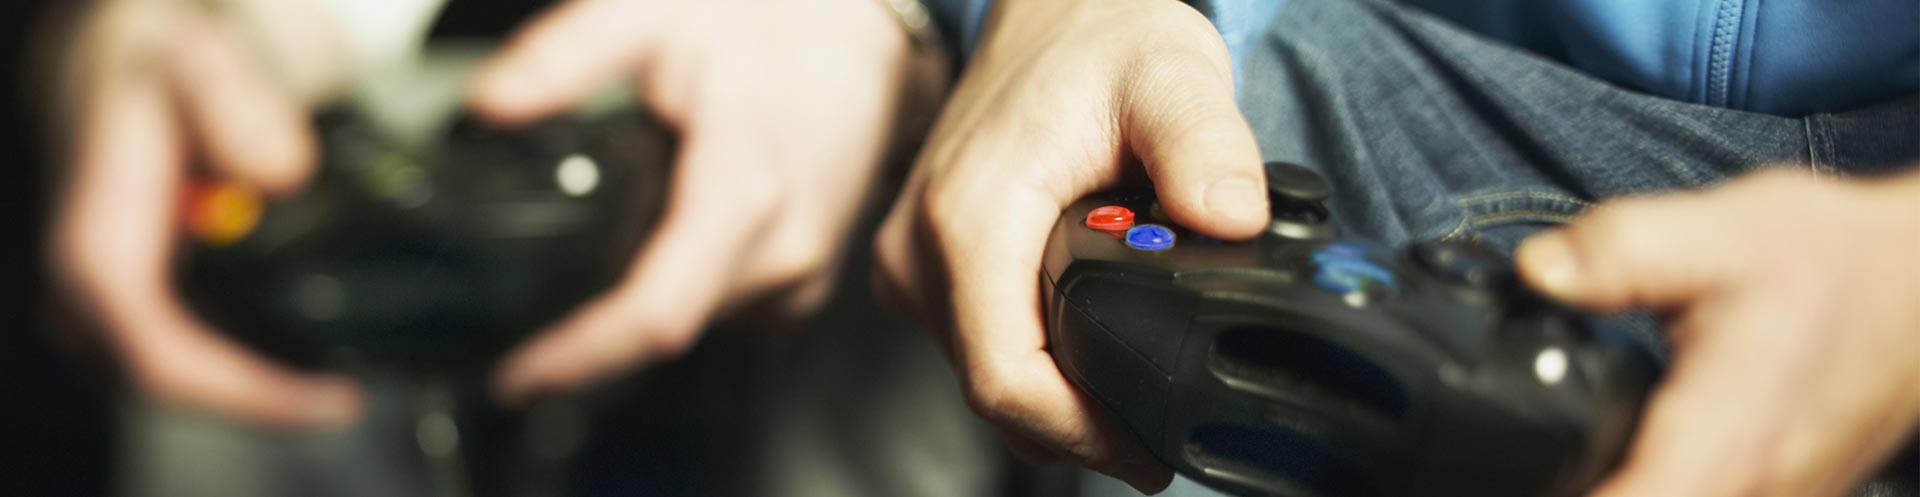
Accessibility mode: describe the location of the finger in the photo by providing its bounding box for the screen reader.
[927,177,1172,492]
[1513,194,1732,312]
[54,68,359,429]
[1120,47,1267,240]
[1587,299,1829,497]
[468,0,676,124]
[493,125,780,403]
[120,306,365,428]
[168,22,316,193]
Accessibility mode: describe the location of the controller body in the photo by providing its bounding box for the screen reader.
[178,109,673,368]
[1041,162,1657,497]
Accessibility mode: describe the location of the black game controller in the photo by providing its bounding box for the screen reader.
[1041,162,1659,497]
[177,108,673,368]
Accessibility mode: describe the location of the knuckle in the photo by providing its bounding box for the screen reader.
[918,181,970,243]
[961,371,1026,426]
[757,235,836,286]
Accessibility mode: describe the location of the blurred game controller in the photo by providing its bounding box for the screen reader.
[177,107,673,369]
[1042,161,1660,497]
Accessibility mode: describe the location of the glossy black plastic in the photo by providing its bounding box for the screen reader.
[1041,162,1658,497]
[178,109,673,368]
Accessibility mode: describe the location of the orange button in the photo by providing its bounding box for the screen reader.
[1085,205,1135,231]
[184,180,262,247]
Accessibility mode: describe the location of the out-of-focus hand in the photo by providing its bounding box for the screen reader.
[49,0,360,428]
[1513,168,1920,497]
[470,0,928,403]
[872,0,1269,491]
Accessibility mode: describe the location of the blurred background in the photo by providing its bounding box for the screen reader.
[0,1,1063,496]
[0,0,106,494]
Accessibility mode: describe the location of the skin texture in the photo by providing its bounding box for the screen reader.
[873,0,1271,491]
[470,0,919,405]
[1517,168,1920,497]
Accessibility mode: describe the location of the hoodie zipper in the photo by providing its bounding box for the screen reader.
[1704,0,1745,107]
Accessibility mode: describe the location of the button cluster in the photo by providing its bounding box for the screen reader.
[1086,204,1179,251]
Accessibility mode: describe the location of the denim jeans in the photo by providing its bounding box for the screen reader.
[1083,0,1919,496]
[1238,0,1916,254]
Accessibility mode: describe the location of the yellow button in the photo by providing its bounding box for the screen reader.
[184,180,262,247]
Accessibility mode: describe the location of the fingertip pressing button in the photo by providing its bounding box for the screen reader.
[1125,224,1177,251]
[1086,205,1135,231]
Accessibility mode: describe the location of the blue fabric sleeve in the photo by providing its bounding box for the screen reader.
[1400,0,1919,116]
[920,0,994,65]
[917,0,1277,96]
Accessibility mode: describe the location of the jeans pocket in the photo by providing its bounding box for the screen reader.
[1451,189,1591,255]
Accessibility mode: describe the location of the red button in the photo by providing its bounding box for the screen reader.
[1085,205,1135,231]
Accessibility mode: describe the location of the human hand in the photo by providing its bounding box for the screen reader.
[872,0,1269,491]
[469,0,930,403]
[48,0,360,428]
[1514,168,1920,497]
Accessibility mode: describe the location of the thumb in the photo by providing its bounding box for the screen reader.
[1514,194,1733,312]
[168,16,317,194]
[469,0,676,124]
[1121,50,1269,241]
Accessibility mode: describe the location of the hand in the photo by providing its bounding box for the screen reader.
[1514,168,1920,497]
[48,0,360,428]
[872,0,1269,491]
[469,0,930,403]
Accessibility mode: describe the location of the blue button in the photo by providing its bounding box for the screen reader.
[1321,242,1368,259]
[1125,224,1177,251]
[1311,244,1396,295]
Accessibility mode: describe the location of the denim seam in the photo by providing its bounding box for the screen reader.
[1455,191,1593,208]
[1821,115,1838,175]
[1471,210,1579,225]
[1803,117,1823,176]
[1441,214,1471,240]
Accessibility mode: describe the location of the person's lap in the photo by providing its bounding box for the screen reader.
[1080,0,1914,495]
[1236,0,1913,362]
[1237,0,1830,252]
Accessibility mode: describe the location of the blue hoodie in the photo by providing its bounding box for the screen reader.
[929,0,1919,116]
